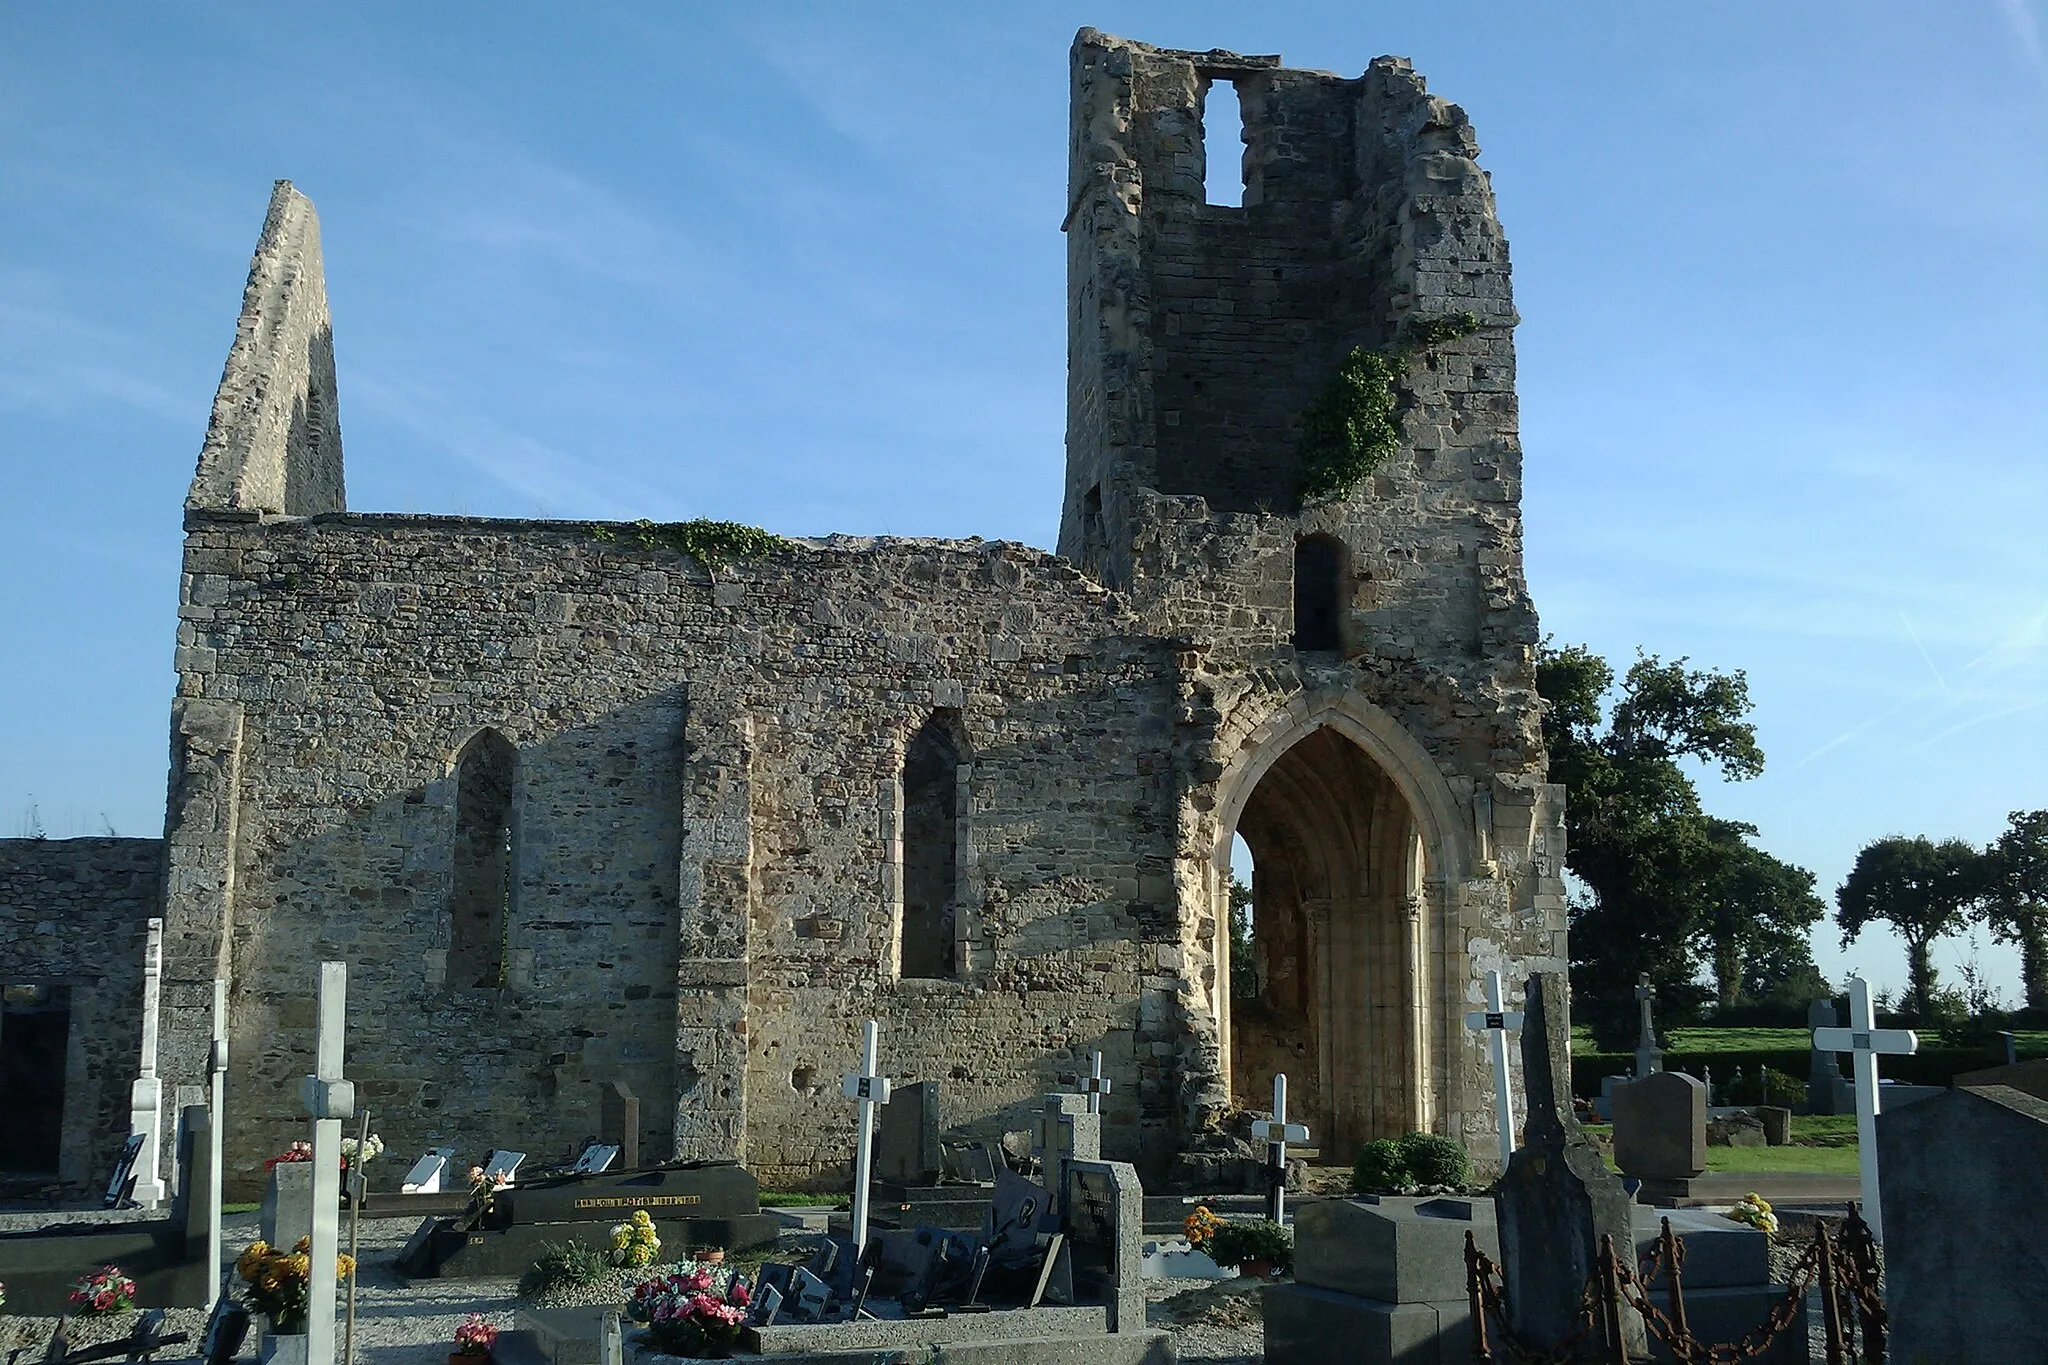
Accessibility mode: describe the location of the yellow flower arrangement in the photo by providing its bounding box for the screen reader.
[1183,1205,1222,1251]
[607,1208,662,1269]
[1726,1192,1780,1238]
[235,1237,358,1332]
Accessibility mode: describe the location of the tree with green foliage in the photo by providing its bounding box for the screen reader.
[1980,809,2048,1010]
[1537,643,1823,1046]
[1229,875,1259,1001]
[1693,818,1827,1010]
[1835,835,1984,1019]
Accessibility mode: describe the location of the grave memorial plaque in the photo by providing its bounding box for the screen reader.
[396,1160,778,1278]
[1061,1160,1142,1332]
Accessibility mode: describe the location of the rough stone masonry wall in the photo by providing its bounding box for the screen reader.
[0,838,164,1199]
[1062,32,1566,1168]
[159,516,1198,1192]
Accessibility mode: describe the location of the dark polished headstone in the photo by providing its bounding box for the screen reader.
[599,1081,640,1172]
[875,1080,942,1186]
[1612,1070,1706,1181]
[1496,974,1643,1357]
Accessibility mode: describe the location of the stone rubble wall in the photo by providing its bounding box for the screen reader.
[160,518,1201,1192]
[0,837,164,1199]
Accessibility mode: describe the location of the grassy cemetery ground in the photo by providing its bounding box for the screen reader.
[1572,1025,2048,1053]
[1581,1115,1860,1176]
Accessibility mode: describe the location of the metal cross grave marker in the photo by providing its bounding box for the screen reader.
[1811,974,1917,1243]
[1082,1051,1112,1115]
[1248,1073,1310,1223]
[839,1018,892,1254]
[129,918,168,1210]
[1463,970,1524,1170]
[300,962,354,1365]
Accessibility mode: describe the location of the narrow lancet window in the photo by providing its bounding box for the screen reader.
[1293,535,1345,652]
[451,728,516,988]
[900,712,964,979]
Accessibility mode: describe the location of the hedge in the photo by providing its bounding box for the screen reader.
[1570,1041,2043,1100]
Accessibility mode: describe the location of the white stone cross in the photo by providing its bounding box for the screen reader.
[1249,1073,1309,1223]
[1082,1051,1112,1115]
[839,1018,891,1254]
[1463,970,1524,1170]
[1812,974,1917,1243]
[129,918,167,1210]
[300,962,354,1365]
[206,978,228,1305]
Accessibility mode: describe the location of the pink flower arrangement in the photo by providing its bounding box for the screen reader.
[69,1264,137,1315]
[453,1313,499,1357]
[263,1140,315,1172]
[627,1266,751,1357]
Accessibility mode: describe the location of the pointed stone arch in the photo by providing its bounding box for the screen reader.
[1209,690,1474,1156]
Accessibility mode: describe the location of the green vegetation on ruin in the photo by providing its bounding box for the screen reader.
[588,518,791,567]
[1295,311,1481,503]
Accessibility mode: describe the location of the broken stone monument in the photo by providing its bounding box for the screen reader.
[1610,1070,1707,1204]
[1496,973,1645,1357]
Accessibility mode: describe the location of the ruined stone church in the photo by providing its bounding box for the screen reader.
[0,30,1564,1198]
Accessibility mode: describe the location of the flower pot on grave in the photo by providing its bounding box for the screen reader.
[261,1331,309,1365]
[1237,1257,1274,1279]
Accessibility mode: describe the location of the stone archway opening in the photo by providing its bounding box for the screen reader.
[1223,724,1425,1160]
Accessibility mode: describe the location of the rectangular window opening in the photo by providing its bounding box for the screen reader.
[1203,79,1245,207]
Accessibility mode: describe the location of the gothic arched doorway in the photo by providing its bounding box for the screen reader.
[1222,723,1428,1159]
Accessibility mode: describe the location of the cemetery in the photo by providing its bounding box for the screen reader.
[2,16,2045,1365]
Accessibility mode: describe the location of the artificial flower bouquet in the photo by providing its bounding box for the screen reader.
[235,1237,358,1333]
[1727,1192,1779,1238]
[608,1208,662,1269]
[453,1313,499,1358]
[69,1265,136,1315]
[627,1265,752,1359]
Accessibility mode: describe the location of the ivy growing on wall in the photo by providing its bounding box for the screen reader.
[588,518,791,567]
[1296,311,1482,503]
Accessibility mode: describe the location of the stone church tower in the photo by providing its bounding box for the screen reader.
[0,31,1562,1200]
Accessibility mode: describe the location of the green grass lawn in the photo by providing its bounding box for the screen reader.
[1573,1024,2048,1057]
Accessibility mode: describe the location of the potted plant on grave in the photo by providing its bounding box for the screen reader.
[236,1237,358,1345]
[339,1133,384,1207]
[1204,1219,1293,1279]
[451,1313,499,1365]
[68,1265,137,1315]
[626,1267,751,1360]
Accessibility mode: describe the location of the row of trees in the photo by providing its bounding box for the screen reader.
[1537,642,2044,1047]
[1838,812,2047,1019]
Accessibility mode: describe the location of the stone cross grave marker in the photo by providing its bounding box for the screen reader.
[129,917,167,1210]
[1811,973,1918,1243]
[1634,972,1663,1078]
[207,978,228,1305]
[300,962,353,1365]
[1248,1073,1309,1223]
[839,1018,891,1253]
[1498,972,1644,1358]
[1083,1051,1112,1115]
[1462,969,1523,1170]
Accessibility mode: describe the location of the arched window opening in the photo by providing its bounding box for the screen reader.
[451,728,516,989]
[1293,535,1345,652]
[1202,78,1246,207]
[900,711,964,979]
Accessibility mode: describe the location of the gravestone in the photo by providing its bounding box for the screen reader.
[599,1081,640,1170]
[261,1159,315,1250]
[1496,974,1644,1357]
[1034,1093,1100,1220]
[1610,1070,1706,1203]
[1706,1113,1766,1148]
[1755,1105,1791,1146]
[1879,1083,2048,1365]
[875,1080,941,1186]
[1632,973,1663,1078]
[1806,999,1848,1114]
[1266,1196,1500,1365]
[1953,1057,2048,1102]
[1061,1159,1143,1333]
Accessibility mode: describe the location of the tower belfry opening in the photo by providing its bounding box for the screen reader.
[1203,79,1245,206]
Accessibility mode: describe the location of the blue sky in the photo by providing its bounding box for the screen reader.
[2,3,2043,1004]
